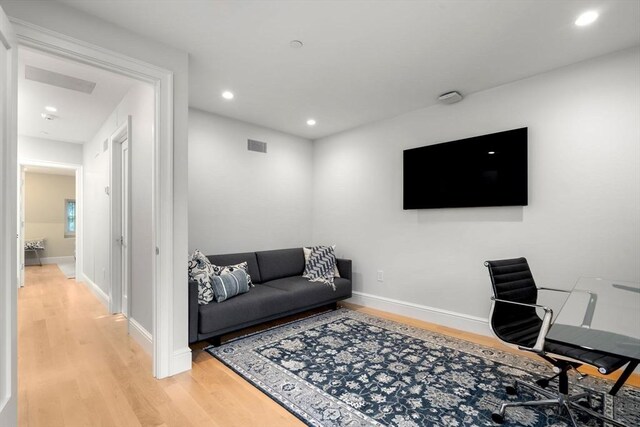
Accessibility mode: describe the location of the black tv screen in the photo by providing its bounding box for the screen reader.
[403,127,528,209]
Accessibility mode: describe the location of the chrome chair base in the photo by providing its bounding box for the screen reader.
[492,379,628,427]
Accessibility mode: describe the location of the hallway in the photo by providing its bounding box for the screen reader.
[18,265,300,426]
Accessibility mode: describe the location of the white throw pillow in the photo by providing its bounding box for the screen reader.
[188,249,215,305]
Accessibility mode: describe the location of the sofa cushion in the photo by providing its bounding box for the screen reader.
[208,252,261,284]
[255,248,305,282]
[198,285,293,334]
[262,276,352,308]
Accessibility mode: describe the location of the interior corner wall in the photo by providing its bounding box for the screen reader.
[82,81,155,336]
[188,108,314,254]
[312,47,640,322]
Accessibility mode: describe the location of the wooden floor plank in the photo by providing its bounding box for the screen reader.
[18,265,638,427]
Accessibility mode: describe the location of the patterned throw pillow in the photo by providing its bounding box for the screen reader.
[211,269,250,303]
[212,261,254,287]
[302,246,337,290]
[304,246,340,278]
[188,249,215,305]
[25,239,45,250]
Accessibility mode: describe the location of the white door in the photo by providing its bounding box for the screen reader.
[109,117,131,317]
[0,6,18,425]
[18,166,24,287]
[120,138,129,317]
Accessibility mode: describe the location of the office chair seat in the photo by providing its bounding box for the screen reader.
[496,316,628,374]
[544,341,628,374]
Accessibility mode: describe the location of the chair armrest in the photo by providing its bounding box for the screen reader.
[336,258,352,281]
[537,286,570,293]
[490,297,553,354]
[188,280,199,343]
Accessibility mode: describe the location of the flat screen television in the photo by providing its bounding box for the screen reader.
[403,127,528,209]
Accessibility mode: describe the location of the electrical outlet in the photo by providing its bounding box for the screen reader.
[377,270,384,282]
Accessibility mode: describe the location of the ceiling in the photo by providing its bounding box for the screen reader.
[18,46,135,144]
[56,0,640,140]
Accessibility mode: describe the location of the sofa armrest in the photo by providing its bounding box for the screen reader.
[336,258,352,281]
[188,280,199,343]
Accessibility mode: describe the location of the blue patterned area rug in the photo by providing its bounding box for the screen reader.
[206,309,639,427]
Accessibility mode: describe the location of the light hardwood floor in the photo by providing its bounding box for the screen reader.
[18,265,638,426]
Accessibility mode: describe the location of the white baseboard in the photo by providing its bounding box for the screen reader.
[129,318,153,356]
[25,255,74,266]
[347,291,492,337]
[170,347,193,375]
[79,273,109,309]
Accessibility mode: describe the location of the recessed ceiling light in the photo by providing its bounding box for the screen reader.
[41,113,55,120]
[306,119,316,126]
[45,105,57,112]
[575,10,599,26]
[290,40,303,49]
[488,151,495,155]
[222,91,234,100]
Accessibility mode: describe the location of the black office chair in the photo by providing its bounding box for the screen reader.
[485,257,631,427]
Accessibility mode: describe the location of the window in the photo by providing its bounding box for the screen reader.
[65,199,76,238]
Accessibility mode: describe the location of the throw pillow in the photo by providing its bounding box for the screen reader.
[302,245,337,290]
[212,261,254,287]
[188,249,215,305]
[25,239,45,250]
[211,269,250,303]
[304,246,340,278]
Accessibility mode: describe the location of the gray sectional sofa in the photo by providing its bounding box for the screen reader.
[189,247,352,345]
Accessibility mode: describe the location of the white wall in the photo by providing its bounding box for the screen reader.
[189,109,313,254]
[18,135,83,165]
[83,81,155,336]
[3,0,190,373]
[312,47,640,328]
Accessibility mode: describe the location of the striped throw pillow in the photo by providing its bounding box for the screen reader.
[211,269,250,303]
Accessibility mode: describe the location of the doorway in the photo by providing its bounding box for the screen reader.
[3,15,180,383]
[16,42,155,360]
[18,162,81,286]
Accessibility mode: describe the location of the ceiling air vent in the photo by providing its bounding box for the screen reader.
[248,139,267,153]
[25,65,97,94]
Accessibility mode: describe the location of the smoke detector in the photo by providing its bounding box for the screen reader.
[438,91,463,104]
[41,113,56,121]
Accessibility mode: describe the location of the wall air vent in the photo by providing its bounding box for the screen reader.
[248,139,267,153]
[25,65,97,94]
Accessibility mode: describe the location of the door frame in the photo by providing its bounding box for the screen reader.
[18,159,83,287]
[0,7,17,425]
[11,18,176,379]
[109,117,131,320]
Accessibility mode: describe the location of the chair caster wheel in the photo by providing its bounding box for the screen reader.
[536,378,549,388]
[505,385,518,395]
[491,413,505,424]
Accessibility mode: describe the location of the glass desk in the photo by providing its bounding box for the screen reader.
[546,277,640,395]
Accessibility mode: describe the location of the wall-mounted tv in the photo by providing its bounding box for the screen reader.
[403,127,528,209]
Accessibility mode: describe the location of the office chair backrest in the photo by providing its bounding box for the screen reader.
[485,257,540,345]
